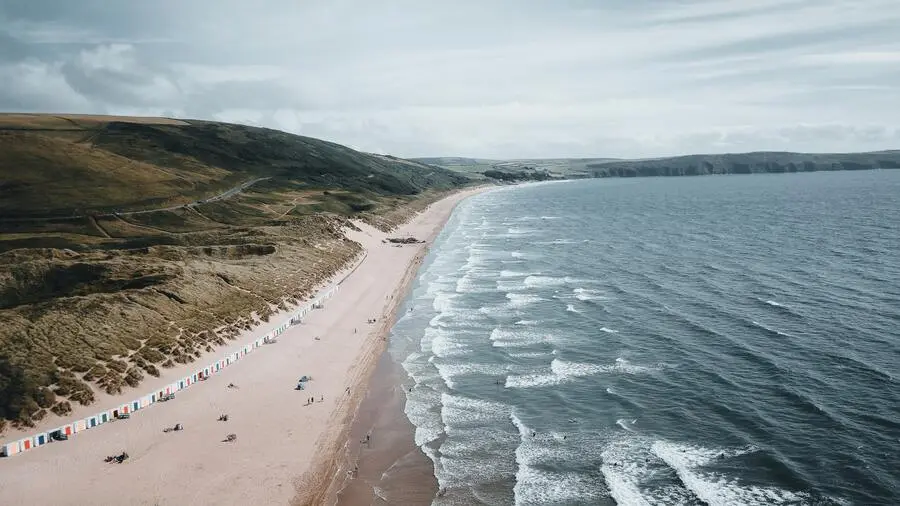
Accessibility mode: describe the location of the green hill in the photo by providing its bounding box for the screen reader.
[0,113,470,430]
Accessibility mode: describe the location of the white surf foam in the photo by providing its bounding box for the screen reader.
[651,441,813,505]
[506,358,664,388]
[506,350,549,359]
[511,411,605,504]
[430,328,475,358]
[456,274,492,294]
[534,238,579,246]
[434,361,523,389]
[506,227,534,236]
[507,292,544,308]
[505,372,562,388]
[601,439,654,506]
[600,327,619,334]
[566,304,580,313]
[441,393,511,428]
[524,275,566,288]
[574,287,609,301]
[489,327,550,348]
[432,291,458,313]
[501,269,531,278]
[616,418,639,432]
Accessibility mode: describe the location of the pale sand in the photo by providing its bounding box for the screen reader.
[0,188,487,506]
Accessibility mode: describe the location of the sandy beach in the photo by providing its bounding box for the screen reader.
[0,187,486,506]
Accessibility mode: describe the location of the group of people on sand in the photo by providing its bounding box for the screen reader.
[104,451,129,464]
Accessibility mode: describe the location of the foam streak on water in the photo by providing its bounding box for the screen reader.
[390,174,900,506]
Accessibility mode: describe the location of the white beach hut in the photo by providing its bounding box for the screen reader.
[2,440,21,456]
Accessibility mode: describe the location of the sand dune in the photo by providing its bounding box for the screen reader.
[0,188,486,506]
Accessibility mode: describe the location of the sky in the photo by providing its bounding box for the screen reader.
[1,0,899,159]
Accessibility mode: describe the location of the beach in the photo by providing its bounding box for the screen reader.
[0,187,486,506]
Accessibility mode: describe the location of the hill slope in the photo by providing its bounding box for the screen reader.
[417,152,900,179]
[0,114,470,430]
[583,151,900,178]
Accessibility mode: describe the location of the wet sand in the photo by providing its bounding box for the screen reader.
[331,350,437,505]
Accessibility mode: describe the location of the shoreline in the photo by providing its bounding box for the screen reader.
[0,186,487,505]
[333,347,435,505]
[297,188,485,506]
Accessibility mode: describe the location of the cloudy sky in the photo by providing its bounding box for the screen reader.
[1,0,899,158]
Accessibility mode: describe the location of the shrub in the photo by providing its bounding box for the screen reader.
[51,401,72,416]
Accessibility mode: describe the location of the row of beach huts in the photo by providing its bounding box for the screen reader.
[1,283,341,458]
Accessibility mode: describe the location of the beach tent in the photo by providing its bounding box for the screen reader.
[2,440,21,456]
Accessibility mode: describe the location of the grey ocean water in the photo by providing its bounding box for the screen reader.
[387,171,900,505]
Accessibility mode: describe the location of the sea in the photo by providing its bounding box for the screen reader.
[386,171,900,505]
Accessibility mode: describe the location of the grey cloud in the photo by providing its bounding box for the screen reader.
[1,0,899,158]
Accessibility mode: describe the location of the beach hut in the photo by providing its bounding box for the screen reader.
[140,396,151,408]
[62,423,74,436]
[87,415,99,428]
[2,440,21,457]
[74,419,87,432]
[178,379,186,389]
[100,411,111,424]
[34,433,49,447]
[21,437,33,451]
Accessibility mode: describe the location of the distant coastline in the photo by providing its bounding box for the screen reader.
[417,150,900,181]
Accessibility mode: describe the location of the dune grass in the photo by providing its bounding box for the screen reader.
[0,113,472,430]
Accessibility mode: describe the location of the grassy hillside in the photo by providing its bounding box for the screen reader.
[0,114,470,431]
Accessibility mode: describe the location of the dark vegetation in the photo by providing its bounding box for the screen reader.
[0,113,471,430]
[482,169,554,182]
